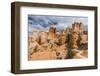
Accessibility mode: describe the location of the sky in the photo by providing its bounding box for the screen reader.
[28,15,88,33]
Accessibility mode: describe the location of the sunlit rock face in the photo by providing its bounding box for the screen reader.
[72,22,84,33]
[28,22,88,60]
